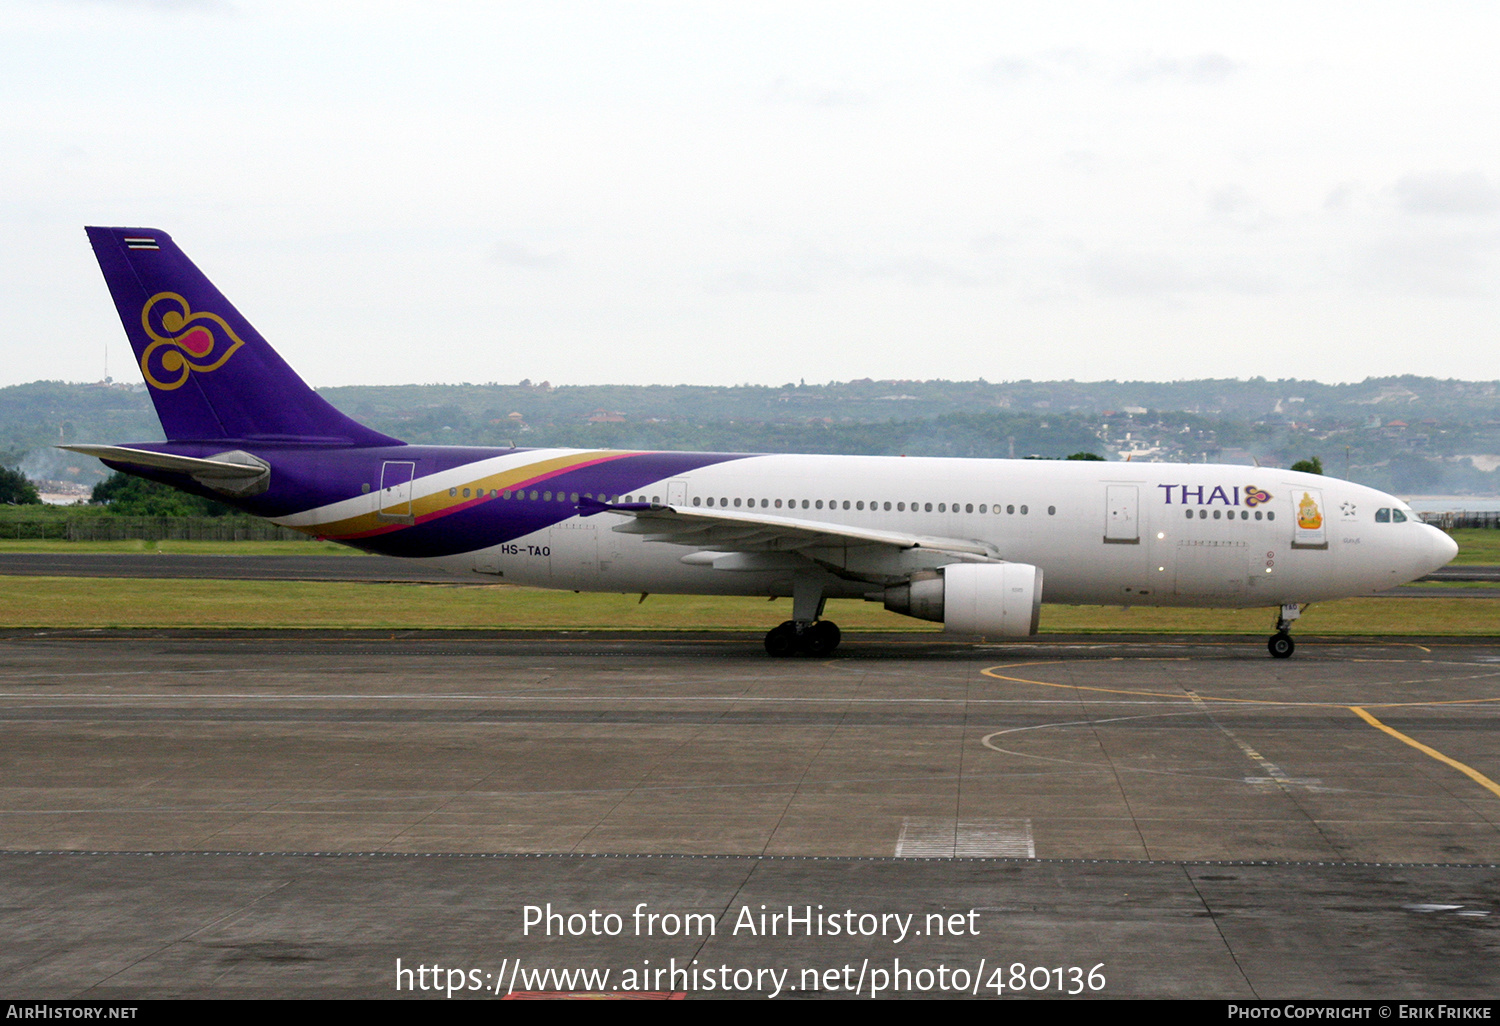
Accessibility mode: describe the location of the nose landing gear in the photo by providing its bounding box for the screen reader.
[1267,603,1302,659]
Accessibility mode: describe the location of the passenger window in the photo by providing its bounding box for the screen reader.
[1254,510,1262,520]
[1213,510,1221,520]
[965,503,973,513]
[842,500,851,510]
[1048,506,1056,515]
[1198,509,1207,519]
[925,502,933,512]
[856,501,865,510]
[449,488,458,497]
[1185,510,1193,519]
[938,503,947,513]
[1267,511,1275,521]
[693,497,702,506]
[1020,505,1028,514]
[1007,504,1015,514]
[978,504,987,513]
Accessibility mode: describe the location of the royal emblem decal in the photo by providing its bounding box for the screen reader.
[138,292,246,391]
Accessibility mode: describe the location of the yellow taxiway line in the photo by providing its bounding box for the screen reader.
[980,661,1500,801]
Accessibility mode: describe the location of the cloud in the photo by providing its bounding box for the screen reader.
[1123,53,1238,84]
[1084,251,1277,299]
[705,248,979,294]
[763,77,871,108]
[1393,171,1500,216]
[986,50,1238,87]
[489,240,565,270]
[67,0,234,10]
[1357,231,1497,296]
[1324,182,1358,213]
[1207,185,1272,231]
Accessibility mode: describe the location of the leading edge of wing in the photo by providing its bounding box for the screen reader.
[579,496,999,559]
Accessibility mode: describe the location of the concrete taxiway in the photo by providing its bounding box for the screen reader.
[1,629,1497,998]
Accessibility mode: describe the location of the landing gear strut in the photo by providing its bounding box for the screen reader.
[764,619,842,657]
[1267,603,1301,659]
[764,578,841,657]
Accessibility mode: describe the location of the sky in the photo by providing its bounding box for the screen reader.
[5,1,1500,389]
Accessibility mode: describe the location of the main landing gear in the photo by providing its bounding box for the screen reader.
[1267,603,1302,659]
[764,619,842,657]
[764,578,841,657]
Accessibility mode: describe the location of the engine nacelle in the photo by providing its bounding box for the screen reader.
[883,563,1043,636]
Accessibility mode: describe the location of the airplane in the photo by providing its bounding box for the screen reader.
[63,226,1459,659]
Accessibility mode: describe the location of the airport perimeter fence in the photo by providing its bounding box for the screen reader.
[0,516,312,542]
[1419,511,1500,530]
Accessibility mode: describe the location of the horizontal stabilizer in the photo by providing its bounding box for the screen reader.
[59,444,271,497]
[59,444,265,478]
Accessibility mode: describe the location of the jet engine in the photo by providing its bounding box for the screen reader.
[882,563,1043,636]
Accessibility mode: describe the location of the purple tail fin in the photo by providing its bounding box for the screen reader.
[86,226,402,446]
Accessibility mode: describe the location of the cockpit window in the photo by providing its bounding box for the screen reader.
[1392,509,1408,523]
[1375,508,1390,523]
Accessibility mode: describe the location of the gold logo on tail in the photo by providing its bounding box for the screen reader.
[138,292,246,391]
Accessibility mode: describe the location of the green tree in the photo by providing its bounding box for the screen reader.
[91,473,234,516]
[1066,452,1105,461]
[0,466,40,504]
[1289,457,1324,475]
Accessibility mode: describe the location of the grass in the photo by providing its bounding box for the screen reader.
[1450,529,1500,564]
[0,576,1494,635]
[0,539,357,555]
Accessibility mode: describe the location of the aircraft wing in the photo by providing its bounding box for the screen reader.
[581,497,999,560]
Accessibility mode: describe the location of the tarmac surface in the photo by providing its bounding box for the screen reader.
[1,628,1498,999]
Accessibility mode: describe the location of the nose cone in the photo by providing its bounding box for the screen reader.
[1424,525,1460,574]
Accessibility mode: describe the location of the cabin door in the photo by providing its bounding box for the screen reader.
[378,461,416,522]
[1104,485,1140,544]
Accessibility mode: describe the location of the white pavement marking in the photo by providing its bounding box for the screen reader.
[895,817,1035,858]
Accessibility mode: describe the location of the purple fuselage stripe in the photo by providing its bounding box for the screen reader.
[102,444,753,558]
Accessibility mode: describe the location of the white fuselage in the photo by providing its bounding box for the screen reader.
[398,453,1455,610]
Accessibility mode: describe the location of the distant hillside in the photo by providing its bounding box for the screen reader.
[8,375,1500,496]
